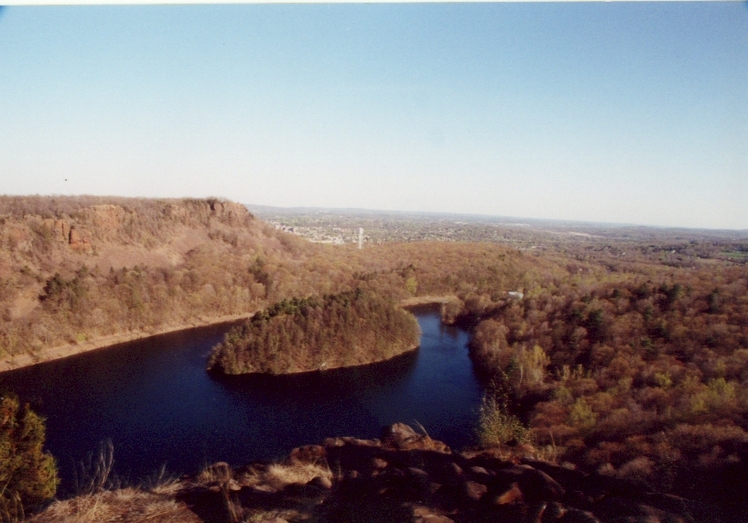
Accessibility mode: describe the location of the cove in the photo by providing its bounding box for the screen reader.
[0,308,483,494]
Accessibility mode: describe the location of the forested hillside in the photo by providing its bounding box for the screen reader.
[462,260,748,511]
[0,196,545,368]
[208,289,420,374]
[0,196,313,366]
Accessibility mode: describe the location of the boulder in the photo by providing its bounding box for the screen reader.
[68,226,92,251]
[517,468,566,503]
[380,423,450,452]
[468,465,493,483]
[411,504,455,523]
[493,482,523,505]
[463,480,489,501]
[307,475,333,490]
[542,502,567,521]
[288,444,327,465]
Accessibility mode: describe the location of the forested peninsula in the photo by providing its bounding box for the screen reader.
[207,289,420,375]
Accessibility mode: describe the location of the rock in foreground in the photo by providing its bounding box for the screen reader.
[174,423,719,523]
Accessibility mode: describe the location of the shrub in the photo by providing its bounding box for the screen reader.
[568,398,597,431]
[0,393,58,520]
[477,396,528,447]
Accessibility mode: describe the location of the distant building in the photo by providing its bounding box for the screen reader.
[507,291,524,300]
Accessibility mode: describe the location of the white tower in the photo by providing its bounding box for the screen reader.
[358,228,364,250]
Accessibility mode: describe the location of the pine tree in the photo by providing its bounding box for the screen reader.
[0,393,58,520]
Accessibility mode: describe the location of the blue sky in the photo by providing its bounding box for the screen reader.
[1,3,746,229]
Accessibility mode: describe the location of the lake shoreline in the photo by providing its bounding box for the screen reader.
[210,341,422,378]
[0,309,481,489]
[0,312,254,372]
[0,295,458,373]
[400,294,457,308]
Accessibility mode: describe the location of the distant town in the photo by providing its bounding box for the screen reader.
[247,204,748,267]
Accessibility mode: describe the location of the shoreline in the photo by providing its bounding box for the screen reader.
[0,312,255,372]
[0,295,458,373]
[213,296,454,377]
[399,295,457,307]
[215,341,422,378]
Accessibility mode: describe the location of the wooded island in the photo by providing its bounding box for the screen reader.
[207,289,420,375]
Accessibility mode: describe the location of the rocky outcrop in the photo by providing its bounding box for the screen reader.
[67,226,92,252]
[209,200,252,225]
[177,424,722,523]
[80,204,128,231]
[39,218,71,242]
[181,198,254,227]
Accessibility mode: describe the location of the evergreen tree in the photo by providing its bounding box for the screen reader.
[0,393,58,520]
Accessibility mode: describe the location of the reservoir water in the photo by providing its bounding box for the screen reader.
[0,308,483,493]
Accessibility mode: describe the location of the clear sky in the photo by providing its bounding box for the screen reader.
[1,3,746,230]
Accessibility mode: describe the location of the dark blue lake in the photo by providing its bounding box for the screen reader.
[0,308,483,493]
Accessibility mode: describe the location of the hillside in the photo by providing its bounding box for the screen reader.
[2,195,748,517]
[0,196,324,369]
[0,196,551,370]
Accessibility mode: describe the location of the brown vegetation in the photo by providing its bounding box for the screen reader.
[0,196,545,368]
[2,195,748,516]
[0,196,334,366]
[208,289,420,375]
[27,483,198,523]
[461,259,748,511]
[0,394,58,522]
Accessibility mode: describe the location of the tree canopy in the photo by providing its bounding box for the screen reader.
[208,289,421,375]
[0,393,58,520]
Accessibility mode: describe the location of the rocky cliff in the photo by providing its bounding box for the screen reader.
[0,196,312,367]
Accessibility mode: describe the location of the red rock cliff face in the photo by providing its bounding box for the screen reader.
[0,196,259,297]
[39,219,71,243]
[80,205,129,234]
[210,200,251,225]
[67,226,92,252]
[54,220,70,242]
[0,196,283,361]
[180,199,253,227]
[1,198,254,255]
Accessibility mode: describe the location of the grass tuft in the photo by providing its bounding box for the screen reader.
[26,487,200,523]
[477,396,529,448]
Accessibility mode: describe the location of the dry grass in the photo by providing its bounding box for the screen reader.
[260,462,332,492]
[27,487,201,523]
[29,454,191,523]
[74,440,115,496]
[243,511,301,523]
[199,460,332,493]
[193,460,332,523]
[206,461,332,492]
